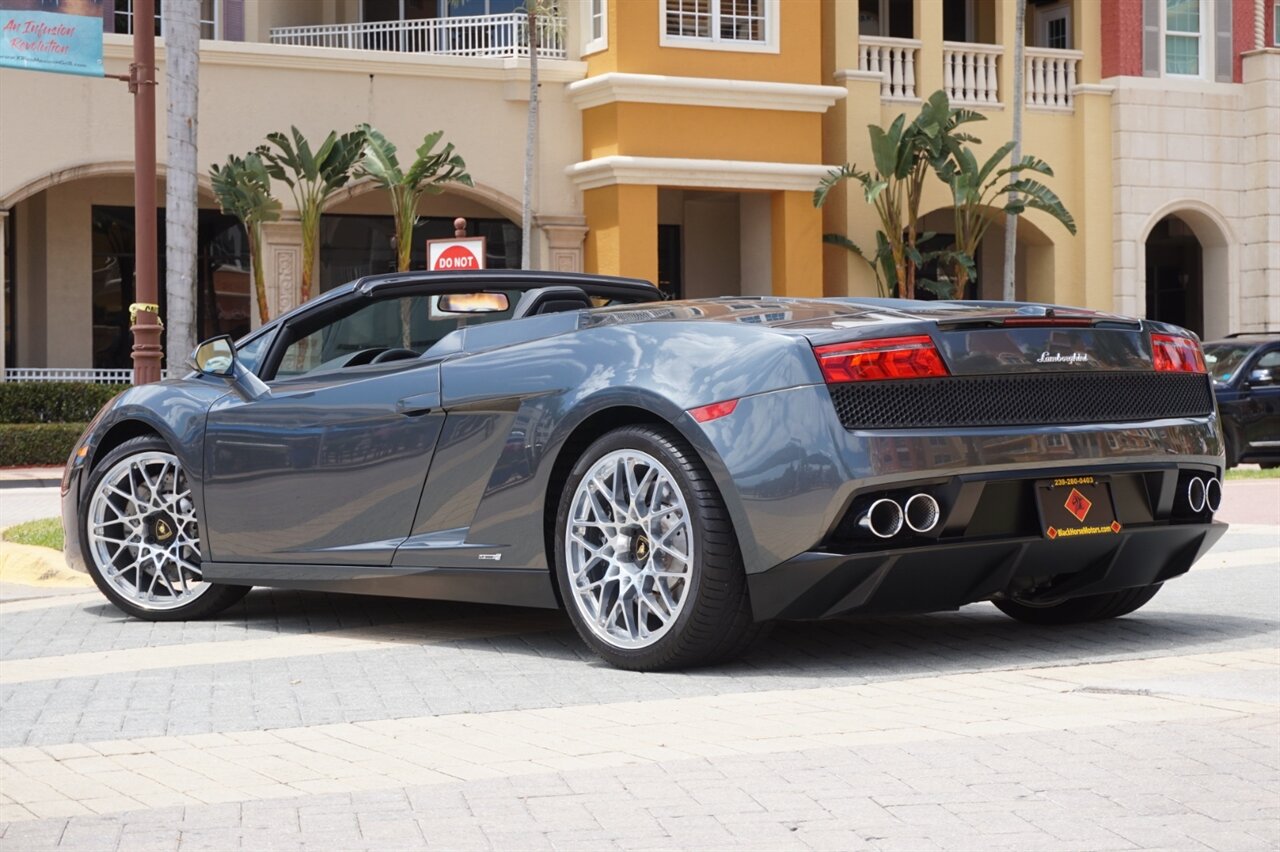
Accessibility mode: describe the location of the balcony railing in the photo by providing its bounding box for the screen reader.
[858,36,921,101]
[943,41,1001,106]
[269,12,567,59]
[857,39,1085,114]
[1025,47,1082,110]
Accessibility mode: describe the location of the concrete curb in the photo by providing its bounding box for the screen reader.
[0,467,64,490]
[0,542,92,588]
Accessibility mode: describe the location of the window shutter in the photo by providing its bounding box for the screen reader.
[223,0,244,41]
[1143,0,1161,76]
[1214,0,1234,82]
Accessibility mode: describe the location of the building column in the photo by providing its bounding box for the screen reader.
[0,210,7,379]
[1075,85,1115,314]
[260,218,304,327]
[583,185,658,284]
[771,190,823,299]
[914,0,944,97]
[536,215,589,273]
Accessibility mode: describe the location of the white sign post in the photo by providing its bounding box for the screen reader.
[427,236,487,272]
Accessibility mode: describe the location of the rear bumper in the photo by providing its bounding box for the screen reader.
[748,520,1228,621]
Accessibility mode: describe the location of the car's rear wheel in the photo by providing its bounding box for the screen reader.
[554,425,760,670]
[80,436,249,621]
[993,583,1162,625]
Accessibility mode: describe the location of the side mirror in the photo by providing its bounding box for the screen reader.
[1247,368,1275,387]
[188,335,270,401]
[190,336,236,376]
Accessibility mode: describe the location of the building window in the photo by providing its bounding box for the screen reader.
[114,0,219,40]
[91,206,250,370]
[584,0,607,55]
[661,0,778,52]
[1163,0,1203,76]
[319,214,520,294]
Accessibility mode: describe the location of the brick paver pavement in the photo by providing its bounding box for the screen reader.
[0,483,1276,850]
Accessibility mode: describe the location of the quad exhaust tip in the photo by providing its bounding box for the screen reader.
[1187,476,1222,514]
[904,493,940,533]
[859,498,904,539]
[1205,476,1222,513]
[1187,476,1207,513]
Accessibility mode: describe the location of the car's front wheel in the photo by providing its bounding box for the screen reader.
[80,436,249,621]
[993,584,1161,625]
[554,426,760,671]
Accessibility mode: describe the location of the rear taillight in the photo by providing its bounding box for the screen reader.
[1151,333,1206,373]
[813,335,949,382]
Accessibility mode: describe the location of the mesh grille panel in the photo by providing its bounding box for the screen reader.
[828,372,1214,429]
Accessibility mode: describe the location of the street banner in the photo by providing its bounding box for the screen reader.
[0,0,104,78]
[427,236,487,272]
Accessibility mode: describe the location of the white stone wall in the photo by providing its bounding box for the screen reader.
[1110,53,1279,337]
[1241,50,1280,333]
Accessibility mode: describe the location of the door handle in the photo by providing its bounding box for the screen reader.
[397,391,440,416]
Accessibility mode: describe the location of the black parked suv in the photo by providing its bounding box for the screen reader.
[1204,334,1280,468]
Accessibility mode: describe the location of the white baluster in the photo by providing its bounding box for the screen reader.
[891,47,904,98]
[944,50,955,100]
[963,52,974,102]
[1066,57,1077,108]
[986,53,998,103]
[903,46,916,99]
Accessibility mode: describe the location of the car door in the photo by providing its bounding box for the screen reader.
[202,295,447,565]
[1241,347,1280,455]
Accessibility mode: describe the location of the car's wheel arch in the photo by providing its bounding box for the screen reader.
[539,395,759,607]
[88,418,165,473]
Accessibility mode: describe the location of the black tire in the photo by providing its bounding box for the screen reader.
[1223,426,1240,469]
[554,425,763,671]
[80,435,250,621]
[994,583,1162,625]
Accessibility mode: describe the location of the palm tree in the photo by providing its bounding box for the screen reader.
[354,125,474,274]
[814,91,983,299]
[935,143,1076,299]
[209,154,281,325]
[260,127,363,303]
[163,0,200,368]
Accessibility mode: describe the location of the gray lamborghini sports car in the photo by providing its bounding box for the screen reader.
[62,270,1227,670]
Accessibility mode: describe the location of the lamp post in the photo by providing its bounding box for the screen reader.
[130,0,162,384]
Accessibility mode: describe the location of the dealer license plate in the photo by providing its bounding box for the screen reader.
[1034,476,1121,540]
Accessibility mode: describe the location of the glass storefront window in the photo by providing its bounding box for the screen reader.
[91,206,251,369]
[319,214,521,293]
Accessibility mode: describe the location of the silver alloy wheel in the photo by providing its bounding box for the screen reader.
[565,449,694,649]
[86,450,209,611]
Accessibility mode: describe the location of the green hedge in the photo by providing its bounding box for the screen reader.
[0,423,86,467]
[0,382,123,424]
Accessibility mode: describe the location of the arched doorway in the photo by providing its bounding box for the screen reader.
[2,168,241,369]
[1141,206,1232,340]
[916,207,1056,302]
[1145,214,1203,336]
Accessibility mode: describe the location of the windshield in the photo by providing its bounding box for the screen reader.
[1203,343,1255,384]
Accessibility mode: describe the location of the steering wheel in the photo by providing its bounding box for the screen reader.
[342,347,389,367]
[370,348,420,364]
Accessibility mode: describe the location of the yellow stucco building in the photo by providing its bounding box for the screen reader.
[2,0,1274,377]
[569,0,838,299]
[568,0,1111,307]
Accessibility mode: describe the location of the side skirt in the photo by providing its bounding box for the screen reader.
[201,562,561,609]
